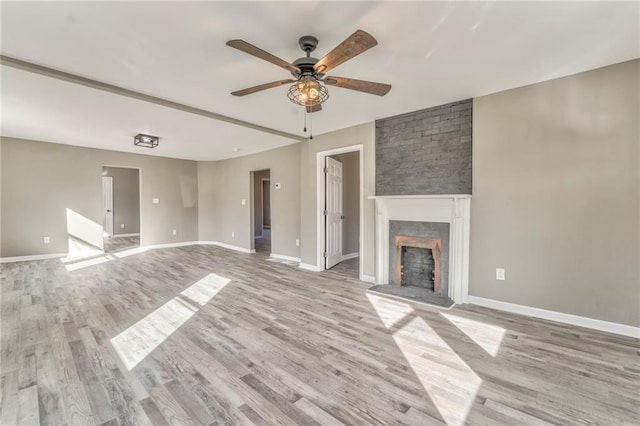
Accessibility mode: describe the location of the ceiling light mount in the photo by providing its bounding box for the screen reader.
[134,133,159,148]
[298,35,319,54]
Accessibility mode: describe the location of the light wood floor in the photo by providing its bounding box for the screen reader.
[1,244,638,425]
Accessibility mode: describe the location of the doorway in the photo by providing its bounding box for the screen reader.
[316,145,363,279]
[102,166,141,253]
[251,169,271,254]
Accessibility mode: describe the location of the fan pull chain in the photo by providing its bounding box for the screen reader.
[310,113,313,140]
[303,108,307,133]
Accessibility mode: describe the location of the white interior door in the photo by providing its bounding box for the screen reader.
[102,176,113,237]
[325,157,343,269]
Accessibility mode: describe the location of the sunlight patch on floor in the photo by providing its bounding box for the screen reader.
[112,246,149,258]
[368,293,482,425]
[366,293,415,328]
[393,316,481,426]
[110,273,231,370]
[181,273,231,306]
[441,312,506,357]
[65,255,114,271]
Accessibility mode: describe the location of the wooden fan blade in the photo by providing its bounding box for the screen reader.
[306,104,322,113]
[324,76,391,96]
[314,30,377,75]
[231,79,296,96]
[226,40,300,74]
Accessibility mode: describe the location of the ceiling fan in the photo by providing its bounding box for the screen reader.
[226,30,391,113]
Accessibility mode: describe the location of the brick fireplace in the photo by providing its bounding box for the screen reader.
[395,235,442,293]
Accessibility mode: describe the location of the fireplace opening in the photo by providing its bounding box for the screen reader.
[395,235,442,295]
[401,247,435,290]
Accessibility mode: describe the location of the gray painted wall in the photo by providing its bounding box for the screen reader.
[330,151,360,256]
[376,99,472,195]
[300,122,375,277]
[1,137,198,257]
[198,143,301,258]
[471,59,640,327]
[252,169,270,238]
[103,166,140,235]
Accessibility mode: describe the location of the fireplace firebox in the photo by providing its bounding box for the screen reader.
[395,235,442,295]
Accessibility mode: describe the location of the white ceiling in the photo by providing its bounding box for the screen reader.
[2,1,638,161]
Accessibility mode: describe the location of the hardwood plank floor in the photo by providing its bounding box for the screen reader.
[1,244,638,425]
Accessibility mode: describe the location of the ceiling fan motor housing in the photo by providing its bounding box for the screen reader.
[292,35,321,78]
[291,56,319,78]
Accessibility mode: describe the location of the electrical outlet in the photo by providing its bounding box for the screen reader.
[496,268,506,280]
[121,224,125,229]
[275,183,281,189]
[152,198,159,204]
[232,231,235,237]
[241,199,246,205]
[296,239,300,246]
[43,236,50,244]
[172,229,177,235]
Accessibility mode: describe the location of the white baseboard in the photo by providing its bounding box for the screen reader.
[111,233,140,238]
[197,241,255,254]
[299,263,322,272]
[2,240,256,263]
[269,253,301,263]
[360,274,376,283]
[468,296,640,339]
[0,252,67,263]
[341,252,360,261]
[143,241,198,250]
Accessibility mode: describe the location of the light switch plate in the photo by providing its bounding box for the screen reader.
[152,198,159,204]
[241,199,246,205]
[496,268,506,280]
[275,183,282,189]
[43,236,50,244]
[172,229,177,235]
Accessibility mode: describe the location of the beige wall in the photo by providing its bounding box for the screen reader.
[198,143,301,258]
[1,137,198,257]
[331,151,360,255]
[300,122,375,276]
[252,169,270,237]
[471,60,640,327]
[103,166,140,235]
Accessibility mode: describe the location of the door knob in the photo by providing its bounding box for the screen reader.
[107,210,111,212]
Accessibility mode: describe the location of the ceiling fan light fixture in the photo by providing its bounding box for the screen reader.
[287,77,329,107]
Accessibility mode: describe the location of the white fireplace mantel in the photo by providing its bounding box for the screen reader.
[369,194,471,304]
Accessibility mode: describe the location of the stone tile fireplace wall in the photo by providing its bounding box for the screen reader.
[389,221,450,294]
[375,99,472,195]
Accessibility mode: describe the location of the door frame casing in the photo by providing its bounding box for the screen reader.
[102,165,142,242]
[261,178,271,230]
[102,176,114,237]
[315,144,364,280]
[324,156,343,269]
